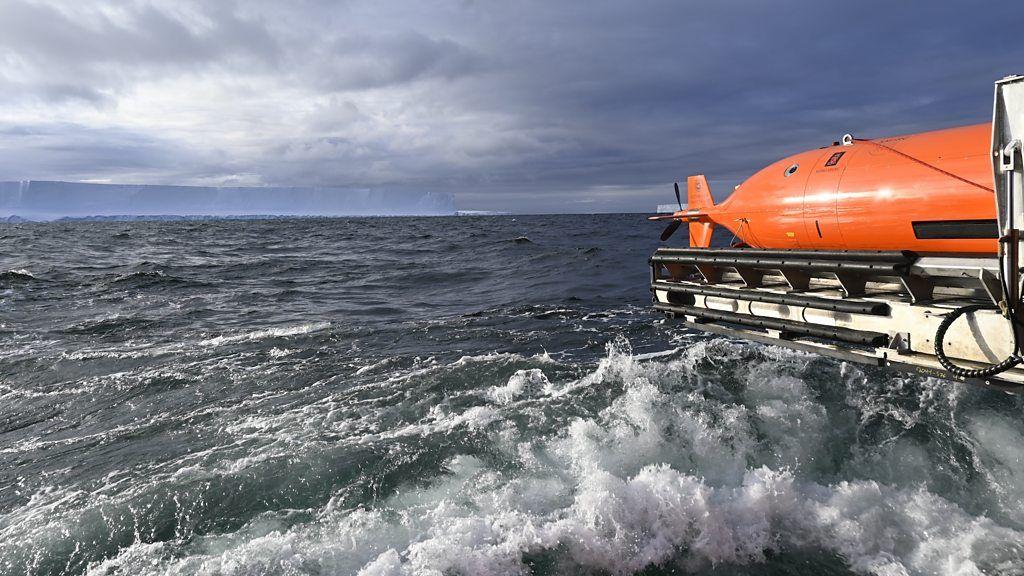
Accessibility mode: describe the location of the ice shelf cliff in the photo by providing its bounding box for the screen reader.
[0,181,456,220]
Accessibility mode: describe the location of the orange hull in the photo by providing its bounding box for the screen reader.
[689,123,997,254]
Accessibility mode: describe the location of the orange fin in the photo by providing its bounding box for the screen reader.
[687,175,716,247]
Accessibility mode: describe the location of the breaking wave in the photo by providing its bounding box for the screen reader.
[198,322,332,347]
[0,268,38,287]
[2,340,1021,576]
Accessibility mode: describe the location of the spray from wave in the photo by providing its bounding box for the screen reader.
[1,339,1018,576]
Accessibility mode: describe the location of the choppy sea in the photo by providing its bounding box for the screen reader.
[1,214,1023,576]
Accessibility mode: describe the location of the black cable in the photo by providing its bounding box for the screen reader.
[934,150,1023,380]
[934,303,1021,379]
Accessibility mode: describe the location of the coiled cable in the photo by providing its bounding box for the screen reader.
[933,144,1023,380]
[934,303,1021,378]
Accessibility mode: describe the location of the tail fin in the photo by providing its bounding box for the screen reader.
[687,175,716,248]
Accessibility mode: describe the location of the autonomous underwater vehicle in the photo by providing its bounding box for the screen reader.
[650,76,1024,392]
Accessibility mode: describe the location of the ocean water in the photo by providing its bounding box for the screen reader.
[1,214,1023,576]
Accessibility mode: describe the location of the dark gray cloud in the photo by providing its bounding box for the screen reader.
[0,1,273,64]
[0,0,1022,212]
[310,32,486,91]
[0,122,200,181]
[0,1,279,103]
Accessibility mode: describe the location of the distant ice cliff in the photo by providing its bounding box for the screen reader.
[0,181,455,220]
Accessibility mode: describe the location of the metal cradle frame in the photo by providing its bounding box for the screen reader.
[648,75,1024,394]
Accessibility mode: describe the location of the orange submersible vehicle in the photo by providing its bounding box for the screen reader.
[650,75,1024,392]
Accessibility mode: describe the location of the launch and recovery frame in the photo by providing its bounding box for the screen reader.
[651,76,1024,393]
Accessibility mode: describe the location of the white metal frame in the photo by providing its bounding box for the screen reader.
[993,75,1024,317]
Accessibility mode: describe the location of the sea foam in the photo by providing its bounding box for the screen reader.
[56,340,1024,576]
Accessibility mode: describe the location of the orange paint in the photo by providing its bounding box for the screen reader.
[664,123,997,254]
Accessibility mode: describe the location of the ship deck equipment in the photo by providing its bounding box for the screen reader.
[651,76,1024,393]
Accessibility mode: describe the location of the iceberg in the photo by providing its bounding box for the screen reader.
[0,181,455,220]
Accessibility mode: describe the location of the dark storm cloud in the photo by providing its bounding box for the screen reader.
[0,122,199,181]
[310,32,486,91]
[0,0,278,103]
[0,1,275,65]
[1,0,1022,212]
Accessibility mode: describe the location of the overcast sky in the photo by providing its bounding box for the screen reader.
[1,1,1022,213]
